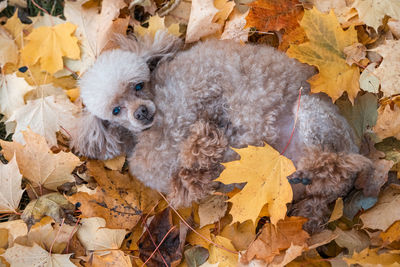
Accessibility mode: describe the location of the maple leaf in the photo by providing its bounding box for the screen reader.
[207,235,238,267]
[241,217,309,265]
[77,217,126,256]
[216,144,294,225]
[372,40,400,97]
[0,27,18,67]
[8,94,79,147]
[220,220,256,251]
[67,161,160,229]
[286,8,360,103]
[352,0,400,30]
[21,22,80,74]
[344,247,400,266]
[3,243,75,267]
[135,14,180,37]
[0,130,80,191]
[0,155,24,213]
[0,73,33,119]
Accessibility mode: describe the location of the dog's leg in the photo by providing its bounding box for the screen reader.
[169,120,228,207]
[288,147,374,233]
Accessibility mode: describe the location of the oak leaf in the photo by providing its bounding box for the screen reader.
[352,0,400,30]
[4,243,75,266]
[77,217,126,256]
[67,161,160,229]
[216,144,294,225]
[286,8,360,103]
[0,130,80,191]
[0,155,24,213]
[0,73,33,119]
[7,94,79,147]
[372,40,400,97]
[21,22,80,74]
[241,217,309,265]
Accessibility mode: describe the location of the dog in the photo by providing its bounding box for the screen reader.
[70,31,374,233]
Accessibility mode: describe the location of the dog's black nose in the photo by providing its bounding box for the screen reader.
[134,105,149,120]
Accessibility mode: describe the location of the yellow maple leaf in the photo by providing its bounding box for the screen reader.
[208,235,238,267]
[216,144,295,225]
[21,22,80,74]
[287,8,360,103]
[135,14,180,37]
[344,248,400,266]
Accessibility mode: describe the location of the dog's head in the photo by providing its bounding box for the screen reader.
[71,31,182,159]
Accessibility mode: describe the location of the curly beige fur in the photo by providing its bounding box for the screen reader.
[72,31,374,233]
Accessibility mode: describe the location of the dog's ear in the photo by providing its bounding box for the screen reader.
[70,111,135,160]
[116,31,183,71]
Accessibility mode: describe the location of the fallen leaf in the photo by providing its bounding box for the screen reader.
[352,0,400,30]
[344,43,367,66]
[3,243,75,266]
[0,27,18,67]
[374,99,400,140]
[328,198,343,223]
[216,144,294,225]
[198,195,228,228]
[21,22,80,74]
[334,228,370,254]
[376,137,400,164]
[268,244,305,267]
[139,208,183,266]
[241,217,309,264]
[336,93,378,147]
[220,9,249,42]
[0,155,24,213]
[67,161,160,229]
[0,220,28,247]
[103,155,126,171]
[307,229,338,250]
[77,217,126,256]
[135,14,181,37]
[92,250,132,266]
[186,0,220,43]
[311,0,356,25]
[187,224,214,249]
[287,8,360,103]
[207,235,238,267]
[344,247,400,266]
[185,246,209,267]
[388,19,400,38]
[21,193,75,228]
[7,94,79,147]
[360,185,400,231]
[372,40,400,97]
[0,73,33,119]
[359,63,380,93]
[0,130,80,191]
[343,190,377,220]
[220,220,256,251]
[380,220,400,244]
[3,11,33,48]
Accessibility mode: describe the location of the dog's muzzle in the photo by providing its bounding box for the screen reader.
[134,105,154,125]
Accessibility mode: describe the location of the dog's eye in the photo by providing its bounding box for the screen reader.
[134,82,144,91]
[112,106,121,115]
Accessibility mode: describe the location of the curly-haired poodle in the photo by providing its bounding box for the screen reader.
[70,31,374,233]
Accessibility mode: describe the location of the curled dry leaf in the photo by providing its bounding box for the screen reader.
[3,243,75,267]
[0,155,24,213]
[77,217,126,256]
[67,161,160,229]
[0,130,81,191]
[216,144,295,225]
[287,8,360,103]
[21,193,75,228]
[241,217,309,265]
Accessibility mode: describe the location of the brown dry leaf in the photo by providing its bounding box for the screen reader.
[374,99,400,140]
[334,228,370,254]
[67,161,160,229]
[216,144,295,225]
[139,208,183,266]
[328,198,343,223]
[0,155,24,213]
[220,220,256,251]
[0,130,80,191]
[352,0,400,30]
[198,195,228,228]
[380,220,400,244]
[286,8,360,103]
[372,40,400,97]
[0,27,18,67]
[0,220,28,247]
[360,185,400,231]
[3,243,75,266]
[268,244,306,267]
[103,155,126,171]
[388,19,400,38]
[77,217,126,256]
[344,43,367,66]
[344,247,400,266]
[307,229,338,250]
[241,217,309,265]
[21,193,75,228]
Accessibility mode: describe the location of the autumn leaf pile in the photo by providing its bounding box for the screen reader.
[0,0,400,266]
